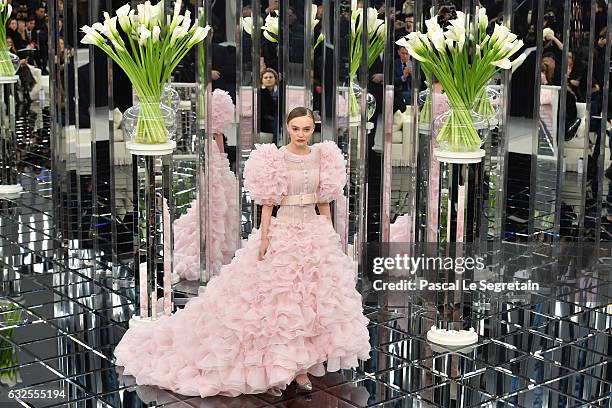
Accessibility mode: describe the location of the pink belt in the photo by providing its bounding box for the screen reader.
[280,193,318,206]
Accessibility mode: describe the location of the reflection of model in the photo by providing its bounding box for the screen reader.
[389,213,412,242]
[114,107,371,397]
[172,89,240,280]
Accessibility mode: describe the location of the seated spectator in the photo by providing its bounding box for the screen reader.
[567,50,586,102]
[394,46,412,106]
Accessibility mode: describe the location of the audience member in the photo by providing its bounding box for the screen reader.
[394,47,412,105]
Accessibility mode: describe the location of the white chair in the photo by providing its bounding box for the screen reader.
[564,102,589,172]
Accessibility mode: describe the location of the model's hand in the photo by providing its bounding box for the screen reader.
[258,237,270,260]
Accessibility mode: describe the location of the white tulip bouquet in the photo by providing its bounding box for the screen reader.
[81,0,210,144]
[0,0,14,77]
[241,5,324,50]
[349,4,386,118]
[397,7,526,151]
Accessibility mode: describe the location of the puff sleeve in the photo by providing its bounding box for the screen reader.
[317,141,347,203]
[243,144,288,206]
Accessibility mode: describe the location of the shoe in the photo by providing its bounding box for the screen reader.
[295,377,313,393]
[266,388,282,397]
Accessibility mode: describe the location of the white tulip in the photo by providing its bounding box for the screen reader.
[491,58,511,69]
[506,33,517,43]
[477,7,488,31]
[241,16,253,35]
[406,44,427,62]
[6,4,10,16]
[490,24,510,45]
[182,10,191,31]
[150,1,163,25]
[507,39,524,56]
[311,4,318,23]
[80,26,105,46]
[139,27,151,45]
[116,3,132,32]
[366,8,378,33]
[351,0,357,10]
[454,11,466,27]
[395,37,409,48]
[511,53,527,67]
[170,26,184,45]
[445,38,455,51]
[188,26,210,46]
[169,0,182,32]
[430,29,445,51]
[92,22,105,33]
[418,33,433,51]
[152,26,161,43]
[425,15,441,34]
[105,16,120,39]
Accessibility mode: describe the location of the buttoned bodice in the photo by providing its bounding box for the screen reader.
[277,145,320,223]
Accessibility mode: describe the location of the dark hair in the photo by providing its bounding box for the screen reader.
[286,107,314,124]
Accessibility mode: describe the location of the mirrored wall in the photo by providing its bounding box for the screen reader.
[46,0,612,294]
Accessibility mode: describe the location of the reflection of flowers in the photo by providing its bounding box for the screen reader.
[241,6,323,50]
[349,4,386,117]
[0,304,22,387]
[0,0,14,77]
[396,7,525,151]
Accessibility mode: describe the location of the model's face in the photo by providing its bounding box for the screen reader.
[287,116,314,147]
[8,20,16,30]
[262,72,276,88]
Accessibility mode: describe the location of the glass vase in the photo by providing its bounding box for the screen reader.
[418,83,432,123]
[348,80,376,122]
[0,49,17,78]
[349,80,361,120]
[472,86,501,123]
[123,96,177,146]
[434,107,490,154]
[161,84,181,111]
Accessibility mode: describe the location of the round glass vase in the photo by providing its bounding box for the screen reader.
[0,50,18,81]
[123,97,178,156]
[432,107,490,163]
[348,81,376,126]
[472,86,501,126]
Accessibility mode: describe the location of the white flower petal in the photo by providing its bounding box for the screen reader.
[492,58,511,69]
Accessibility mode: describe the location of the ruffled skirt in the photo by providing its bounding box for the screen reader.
[172,145,239,280]
[114,215,371,397]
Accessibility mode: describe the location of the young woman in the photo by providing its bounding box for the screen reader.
[259,68,279,143]
[114,107,371,397]
[171,88,239,280]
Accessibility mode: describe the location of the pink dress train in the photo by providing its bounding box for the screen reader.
[172,142,240,280]
[114,141,371,397]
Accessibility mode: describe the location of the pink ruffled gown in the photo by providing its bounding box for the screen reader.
[114,141,371,397]
[172,142,239,280]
